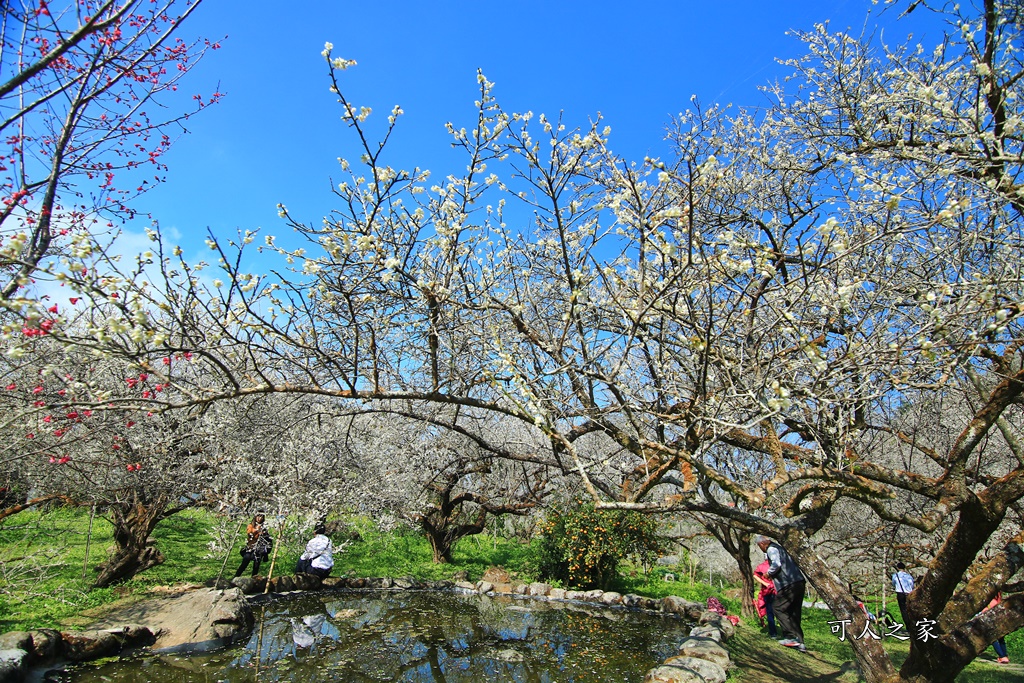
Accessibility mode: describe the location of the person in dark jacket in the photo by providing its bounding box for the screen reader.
[756,535,807,651]
[235,513,273,577]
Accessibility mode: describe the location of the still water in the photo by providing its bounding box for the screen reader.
[52,591,690,682]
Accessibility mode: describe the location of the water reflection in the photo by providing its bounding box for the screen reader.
[52,591,690,682]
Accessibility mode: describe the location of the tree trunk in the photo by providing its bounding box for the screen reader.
[93,501,169,587]
[425,525,454,564]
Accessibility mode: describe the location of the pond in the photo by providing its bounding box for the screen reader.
[48,590,692,682]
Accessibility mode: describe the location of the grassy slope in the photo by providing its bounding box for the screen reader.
[1,507,1021,682]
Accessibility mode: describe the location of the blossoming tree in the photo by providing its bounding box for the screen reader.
[0,0,219,317]
[3,2,1022,681]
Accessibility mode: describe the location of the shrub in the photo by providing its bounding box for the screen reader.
[537,503,662,590]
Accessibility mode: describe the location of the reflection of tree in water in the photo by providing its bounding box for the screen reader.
[57,592,689,682]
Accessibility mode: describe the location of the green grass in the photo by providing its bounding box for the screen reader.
[0,506,227,631]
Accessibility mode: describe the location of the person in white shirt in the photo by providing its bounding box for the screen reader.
[296,524,334,579]
[892,562,914,626]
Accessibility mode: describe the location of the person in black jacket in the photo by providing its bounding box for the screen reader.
[756,535,807,651]
[235,513,273,577]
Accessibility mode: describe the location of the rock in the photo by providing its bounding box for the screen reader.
[293,573,322,591]
[622,594,643,608]
[643,664,706,683]
[492,583,514,594]
[564,591,581,601]
[454,581,476,591]
[321,577,345,588]
[600,591,623,605]
[677,636,731,670]
[430,580,452,590]
[91,588,253,653]
[549,588,566,600]
[528,582,550,597]
[583,590,604,602]
[662,596,704,620]
[662,655,728,683]
[273,575,295,592]
[689,625,722,642]
[349,577,367,588]
[26,629,62,661]
[0,649,27,683]
[477,581,495,594]
[698,611,735,640]
[380,577,393,589]
[481,567,511,584]
[451,570,469,582]
[0,635,29,654]
[60,630,121,662]
[231,576,261,594]
[514,584,529,595]
[394,577,416,589]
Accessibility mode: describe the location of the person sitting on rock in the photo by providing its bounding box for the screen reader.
[296,523,333,579]
[235,513,273,577]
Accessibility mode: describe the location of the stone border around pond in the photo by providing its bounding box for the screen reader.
[0,575,734,683]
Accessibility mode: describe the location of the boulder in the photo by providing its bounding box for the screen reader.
[60,630,122,662]
[0,635,29,654]
[514,584,529,595]
[643,664,706,683]
[677,636,731,670]
[698,611,735,640]
[26,629,61,660]
[600,591,623,605]
[91,588,253,653]
[293,573,322,591]
[689,625,723,642]
[564,591,582,601]
[528,582,551,597]
[662,596,704,620]
[492,583,514,594]
[454,581,476,591]
[583,590,604,602]
[271,575,295,593]
[477,581,495,594]
[0,649,28,683]
[548,588,566,600]
[394,578,416,589]
[661,655,728,683]
[380,577,393,589]
[451,570,470,582]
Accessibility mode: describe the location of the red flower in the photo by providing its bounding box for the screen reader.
[43,415,52,423]
[4,383,15,390]
[32,386,44,394]
[25,433,34,439]
[33,400,45,407]
[57,389,66,396]
[58,456,70,464]
[162,357,171,365]
[69,297,80,304]
[47,304,58,313]
[49,456,57,464]
[66,412,78,419]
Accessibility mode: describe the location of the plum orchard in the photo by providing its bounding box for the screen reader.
[2,2,1023,682]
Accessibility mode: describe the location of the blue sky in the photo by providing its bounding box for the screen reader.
[132,0,947,252]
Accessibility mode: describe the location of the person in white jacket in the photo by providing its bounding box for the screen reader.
[296,523,334,579]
